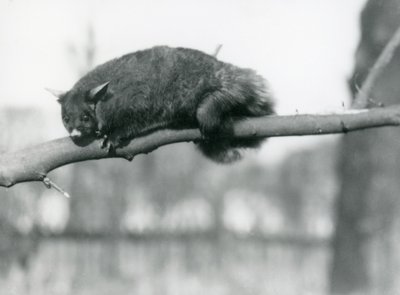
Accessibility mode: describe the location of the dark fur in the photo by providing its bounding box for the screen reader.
[58,46,275,163]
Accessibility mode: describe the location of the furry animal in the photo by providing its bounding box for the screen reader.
[50,46,275,163]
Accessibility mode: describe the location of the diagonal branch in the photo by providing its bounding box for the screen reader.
[2,106,400,188]
[353,26,400,109]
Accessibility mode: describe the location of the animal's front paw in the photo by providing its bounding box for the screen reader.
[100,134,123,154]
[100,135,109,150]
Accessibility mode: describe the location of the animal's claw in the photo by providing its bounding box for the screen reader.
[100,135,109,149]
[100,133,123,154]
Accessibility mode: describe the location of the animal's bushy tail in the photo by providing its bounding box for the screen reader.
[196,65,274,163]
[197,137,266,163]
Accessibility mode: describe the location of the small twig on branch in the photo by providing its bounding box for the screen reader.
[213,44,223,57]
[2,106,400,188]
[353,26,400,109]
[42,177,70,198]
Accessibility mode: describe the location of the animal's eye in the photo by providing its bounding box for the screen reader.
[82,115,90,122]
[63,115,70,123]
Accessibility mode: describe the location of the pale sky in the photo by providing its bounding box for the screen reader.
[0,0,367,162]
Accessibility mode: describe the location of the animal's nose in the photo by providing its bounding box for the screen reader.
[70,129,82,137]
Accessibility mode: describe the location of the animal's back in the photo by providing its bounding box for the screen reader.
[76,46,221,126]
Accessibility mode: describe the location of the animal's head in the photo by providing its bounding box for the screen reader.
[47,82,109,141]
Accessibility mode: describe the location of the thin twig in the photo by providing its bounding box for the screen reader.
[353,26,400,109]
[43,177,70,198]
[213,44,223,57]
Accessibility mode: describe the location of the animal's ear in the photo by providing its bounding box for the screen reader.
[45,88,67,103]
[87,81,110,103]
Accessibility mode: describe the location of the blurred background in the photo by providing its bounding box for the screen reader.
[3,0,400,294]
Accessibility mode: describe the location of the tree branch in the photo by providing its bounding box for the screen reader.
[353,26,400,109]
[2,106,400,188]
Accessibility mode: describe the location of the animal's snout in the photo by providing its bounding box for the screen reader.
[70,129,82,138]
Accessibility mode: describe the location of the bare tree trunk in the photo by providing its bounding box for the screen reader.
[330,134,372,294]
[330,1,400,293]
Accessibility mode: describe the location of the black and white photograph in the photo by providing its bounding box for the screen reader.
[1,0,398,294]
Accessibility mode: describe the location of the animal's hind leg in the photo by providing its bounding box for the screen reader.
[195,90,267,163]
[196,92,243,163]
[196,91,233,138]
